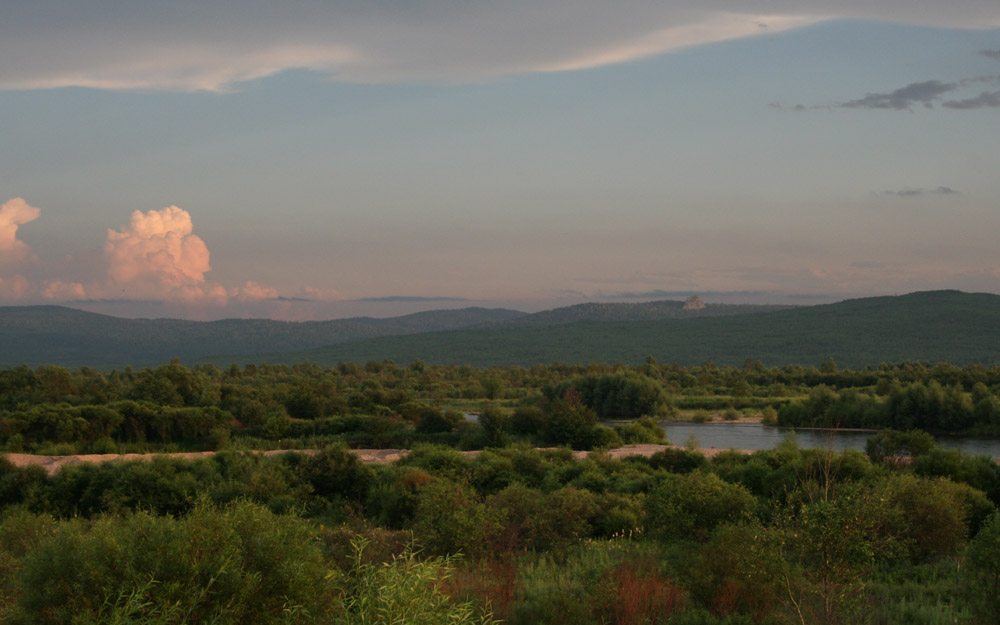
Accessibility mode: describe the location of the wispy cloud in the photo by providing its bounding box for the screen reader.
[943,90,1000,108]
[881,186,961,198]
[354,296,468,303]
[2,1,998,91]
[842,80,957,110]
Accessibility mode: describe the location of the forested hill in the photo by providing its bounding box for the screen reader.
[494,299,793,327]
[231,290,1000,368]
[0,298,795,368]
[0,305,525,368]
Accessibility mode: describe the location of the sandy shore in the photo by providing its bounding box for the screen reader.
[4,444,749,475]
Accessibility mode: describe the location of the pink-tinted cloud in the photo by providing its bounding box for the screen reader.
[0,200,294,311]
[103,206,221,301]
[0,275,30,299]
[231,280,279,301]
[301,286,343,301]
[105,206,210,285]
[0,197,40,265]
[42,280,87,300]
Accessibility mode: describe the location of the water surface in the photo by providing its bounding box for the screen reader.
[659,422,1000,458]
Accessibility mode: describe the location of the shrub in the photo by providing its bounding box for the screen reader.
[649,448,708,474]
[645,472,756,542]
[964,511,1000,623]
[11,500,330,625]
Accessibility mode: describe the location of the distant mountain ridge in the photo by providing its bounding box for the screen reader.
[4,291,999,369]
[0,305,525,368]
[494,299,793,328]
[225,290,1000,369]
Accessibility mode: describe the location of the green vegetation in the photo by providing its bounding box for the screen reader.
[0,305,525,368]
[5,291,1000,369]
[2,432,999,623]
[236,291,1000,367]
[3,356,1000,457]
[2,303,1000,622]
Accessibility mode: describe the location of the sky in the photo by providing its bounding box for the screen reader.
[1,1,999,320]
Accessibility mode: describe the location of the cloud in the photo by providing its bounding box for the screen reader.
[231,281,279,302]
[981,49,1000,59]
[42,280,86,300]
[354,295,468,303]
[0,200,294,309]
[842,80,958,110]
[103,206,225,302]
[300,286,343,301]
[0,197,41,264]
[882,186,960,197]
[0,275,30,299]
[942,90,1000,108]
[1,1,999,90]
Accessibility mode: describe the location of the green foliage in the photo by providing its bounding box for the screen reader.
[412,479,505,558]
[866,429,937,466]
[648,448,708,474]
[964,511,1000,623]
[549,372,671,420]
[301,443,375,504]
[329,538,498,625]
[645,472,756,542]
[478,404,508,448]
[10,500,330,625]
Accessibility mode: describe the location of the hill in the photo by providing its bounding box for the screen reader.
[219,291,1000,368]
[0,305,525,368]
[494,299,793,327]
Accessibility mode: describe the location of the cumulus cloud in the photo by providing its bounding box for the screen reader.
[0,197,41,264]
[231,281,279,301]
[103,205,223,302]
[0,275,30,299]
[1,1,998,90]
[42,280,86,300]
[0,200,293,309]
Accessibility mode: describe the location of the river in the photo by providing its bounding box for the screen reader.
[660,422,1000,458]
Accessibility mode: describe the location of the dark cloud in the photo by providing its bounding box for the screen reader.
[980,49,1000,59]
[943,90,1000,108]
[883,186,959,198]
[842,80,956,110]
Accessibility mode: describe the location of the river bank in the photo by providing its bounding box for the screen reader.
[4,443,747,475]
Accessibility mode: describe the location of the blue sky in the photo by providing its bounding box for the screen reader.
[1,2,999,319]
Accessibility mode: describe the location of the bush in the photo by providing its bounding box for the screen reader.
[11,500,330,625]
[645,472,756,542]
[964,511,1000,623]
[330,538,498,625]
[648,448,708,474]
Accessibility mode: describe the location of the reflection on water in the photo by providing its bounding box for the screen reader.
[659,422,1000,458]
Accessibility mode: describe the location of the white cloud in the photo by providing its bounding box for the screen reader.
[0,197,40,264]
[1,1,997,91]
[98,206,291,308]
[102,205,222,302]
